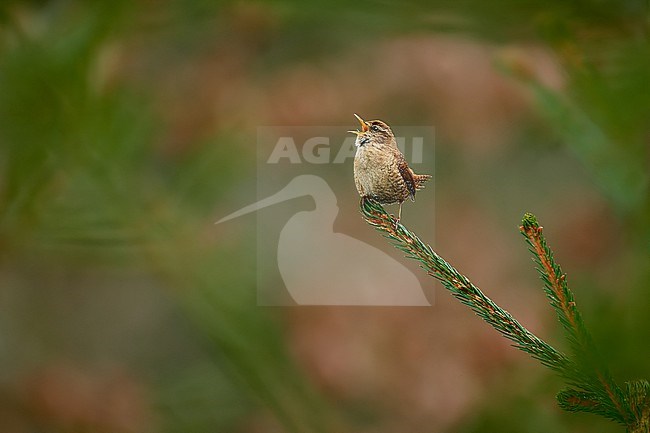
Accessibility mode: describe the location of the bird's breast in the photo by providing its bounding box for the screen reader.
[354,146,409,204]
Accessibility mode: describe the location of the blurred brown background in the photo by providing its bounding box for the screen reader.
[0,1,648,432]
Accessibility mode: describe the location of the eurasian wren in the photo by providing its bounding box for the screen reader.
[350,114,431,223]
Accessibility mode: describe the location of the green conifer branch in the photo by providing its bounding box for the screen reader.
[359,198,648,431]
[569,380,650,432]
[557,387,618,420]
[626,380,650,433]
[360,198,573,376]
[520,213,632,424]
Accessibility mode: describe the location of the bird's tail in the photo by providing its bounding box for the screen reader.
[414,174,431,190]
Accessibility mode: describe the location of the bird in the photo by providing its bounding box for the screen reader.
[349,114,431,224]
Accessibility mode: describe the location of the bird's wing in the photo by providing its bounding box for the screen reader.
[397,157,417,200]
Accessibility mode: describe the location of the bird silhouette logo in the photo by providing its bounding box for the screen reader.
[217,174,430,306]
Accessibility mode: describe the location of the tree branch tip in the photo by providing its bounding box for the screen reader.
[521,212,540,230]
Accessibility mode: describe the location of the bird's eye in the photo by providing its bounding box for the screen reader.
[371,125,380,132]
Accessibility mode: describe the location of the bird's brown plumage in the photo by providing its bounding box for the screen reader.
[350,115,430,220]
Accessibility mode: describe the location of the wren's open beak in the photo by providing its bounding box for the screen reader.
[348,113,369,135]
[355,113,369,132]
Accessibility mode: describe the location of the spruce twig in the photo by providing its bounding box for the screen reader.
[520,213,632,424]
[359,198,647,431]
[360,198,573,375]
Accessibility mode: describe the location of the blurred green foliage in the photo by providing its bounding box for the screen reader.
[0,2,333,432]
[0,0,648,432]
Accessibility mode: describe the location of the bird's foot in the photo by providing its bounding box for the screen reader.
[394,202,403,230]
